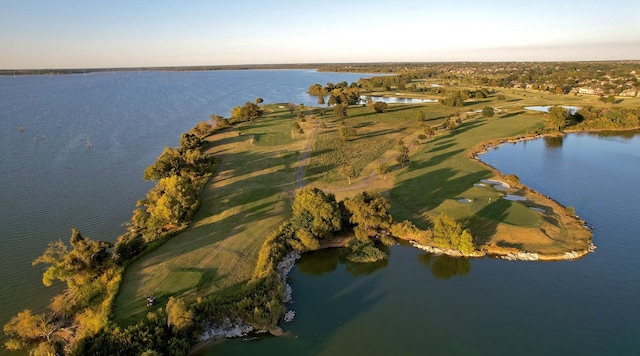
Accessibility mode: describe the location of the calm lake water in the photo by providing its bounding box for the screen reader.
[202,131,640,355]
[0,69,367,349]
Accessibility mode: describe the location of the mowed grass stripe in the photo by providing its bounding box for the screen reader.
[113,113,303,324]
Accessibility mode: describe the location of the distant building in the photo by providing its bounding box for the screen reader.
[578,86,604,95]
[620,88,638,97]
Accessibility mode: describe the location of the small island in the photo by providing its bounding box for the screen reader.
[6,62,640,355]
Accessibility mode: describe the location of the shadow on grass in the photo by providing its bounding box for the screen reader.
[500,111,525,119]
[351,127,404,141]
[115,146,302,324]
[466,198,511,247]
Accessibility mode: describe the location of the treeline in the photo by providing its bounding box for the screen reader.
[439,88,493,107]
[3,117,222,355]
[537,105,640,132]
[115,121,218,260]
[574,106,640,130]
[319,61,640,96]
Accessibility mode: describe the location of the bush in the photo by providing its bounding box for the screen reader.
[373,101,388,113]
[346,240,387,263]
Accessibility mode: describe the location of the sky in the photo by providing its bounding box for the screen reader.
[1,0,639,69]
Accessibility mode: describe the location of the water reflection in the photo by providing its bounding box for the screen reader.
[297,247,389,277]
[588,129,640,139]
[418,254,471,279]
[544,135,563,148]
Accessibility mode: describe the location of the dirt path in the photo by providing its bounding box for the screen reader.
[295,118,422,193]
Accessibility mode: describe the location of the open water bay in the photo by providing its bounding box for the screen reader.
[0,69,367,350]
[203,131,640,355]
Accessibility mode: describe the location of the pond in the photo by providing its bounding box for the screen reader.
[524,105,580,115]
[360,95,438,104]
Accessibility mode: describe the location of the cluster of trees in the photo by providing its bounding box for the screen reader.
[4,230,121,354]
[327,87,361,106]
[5,118,221,355]
[320,62,639,98]
[574,106,640,130]
[442,117,462,130]
[356,74,413,91]
[390,213,474,254]
[546,106,571,131]
[432,213,474,254]
[230,101,263,124]
[308,81,358,96]
[439,88,491,107]
[72,299,197,356]
[117,129,215,260]
[542,105,640,132]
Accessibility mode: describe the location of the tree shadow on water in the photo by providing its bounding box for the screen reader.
[418,254,471,279]
[297,247,389,277]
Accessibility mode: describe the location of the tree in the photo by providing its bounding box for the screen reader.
[143,147,184,181]
[166,297,194,333]
[343,191,392,240]
[422,124,435,139]
[295,229,320,250]
[291,187,342,239]
[433,212,474,254]
[231,102,263,123]
[339,126,356,141]
[255,97,263,104]
[376,162,390,180]
[333,103,348,120]
[497,94,506,101]
[481,106,495,120]
[286,103,297,115]
[506,174,520,187]
[373,101,388,113]
[33,229,113,289]
[415,111,426,122]
[145,175,198,232]
[547,106,569,131]
[3,310,62,350]
[606,95,616,104]
[317,95,325,105]
[337,164,355,185]
[395,145,409,168]
[189,121,212,138]
[179,133,204,152]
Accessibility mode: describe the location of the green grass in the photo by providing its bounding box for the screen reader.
[113,89,602,323]
[305,104,445,183]
[113,114,303,325]
[389,111,546,232]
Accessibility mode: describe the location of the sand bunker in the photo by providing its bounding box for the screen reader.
[473,183,486,187]
[480,179,510,191]
[458,198,472,204]
[529,207,546,213]
[503,194,527,201]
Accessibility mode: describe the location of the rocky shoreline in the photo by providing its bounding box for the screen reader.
[410,239,595,261]
[198,251,301,343]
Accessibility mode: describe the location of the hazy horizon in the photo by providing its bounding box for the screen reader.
[2,0,639,70]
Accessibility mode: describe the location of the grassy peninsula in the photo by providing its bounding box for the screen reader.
[6,62,640,355]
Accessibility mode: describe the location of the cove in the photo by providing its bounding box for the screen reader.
[201,131,640,355]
